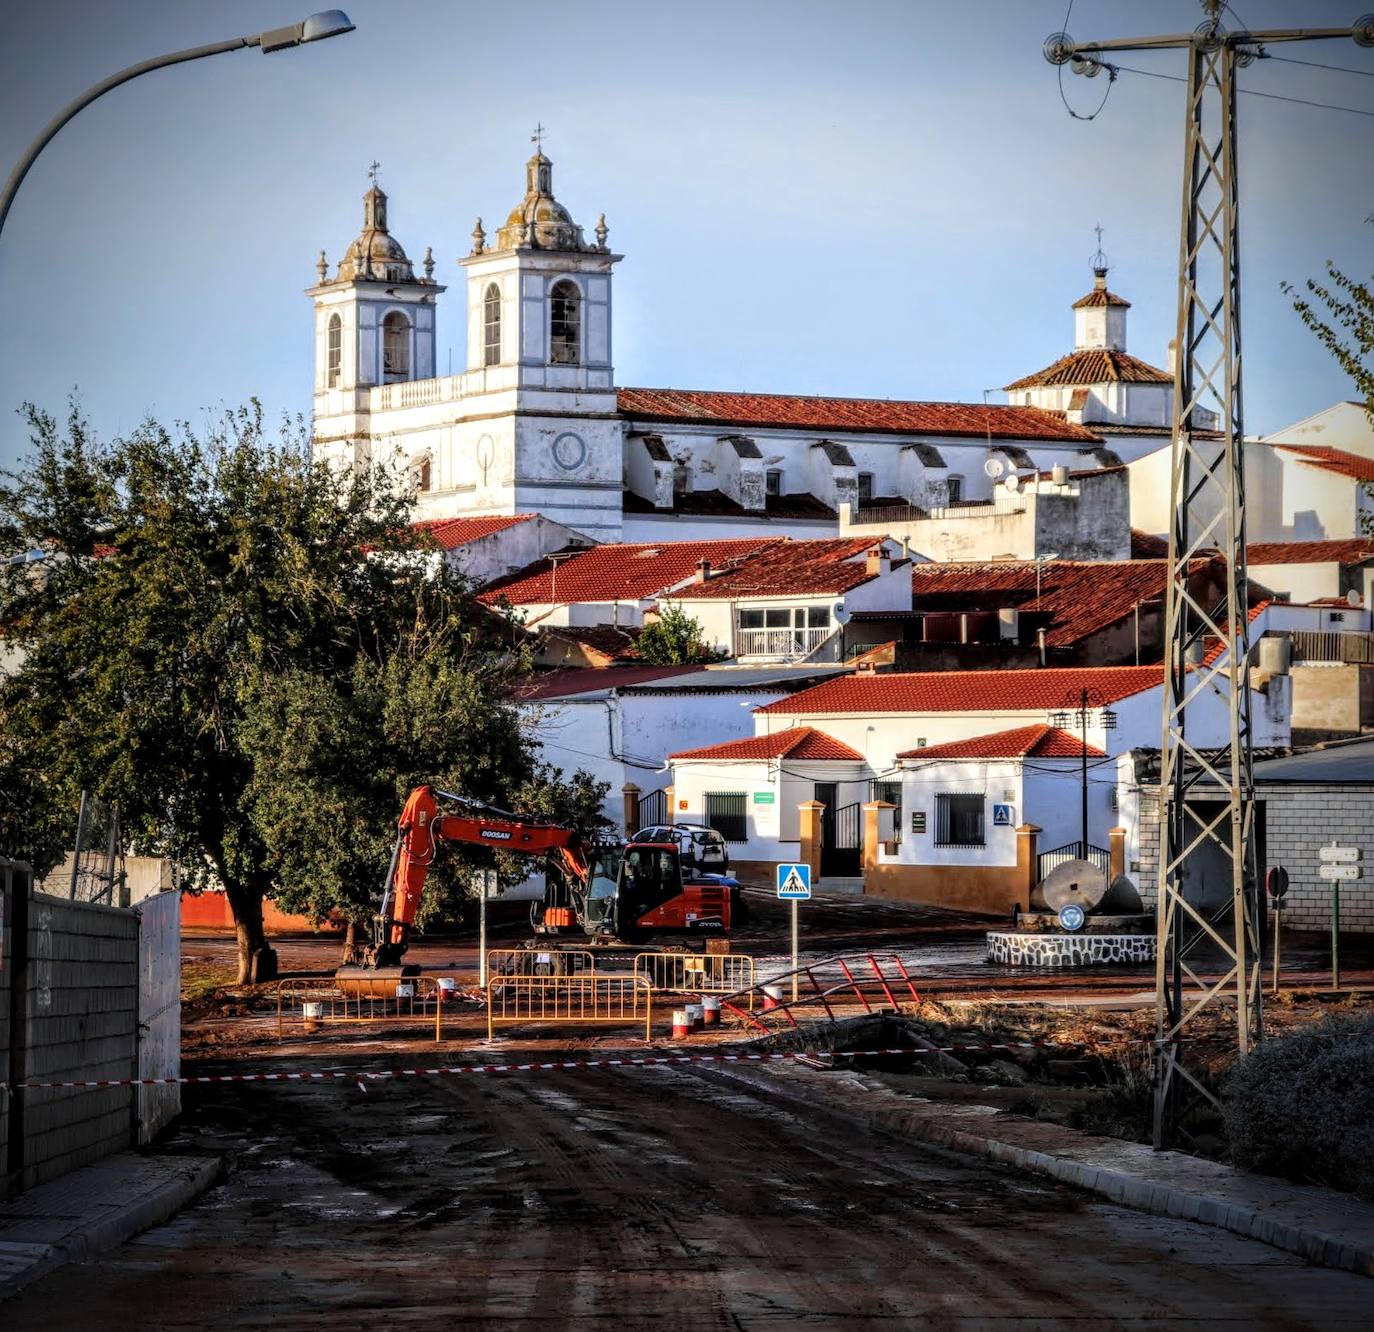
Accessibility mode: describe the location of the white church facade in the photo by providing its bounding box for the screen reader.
[309,151,1197,543]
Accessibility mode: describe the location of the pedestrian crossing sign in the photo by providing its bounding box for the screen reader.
[776,863,812,899]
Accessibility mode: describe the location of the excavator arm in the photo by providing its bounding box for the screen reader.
[365,785,587,968]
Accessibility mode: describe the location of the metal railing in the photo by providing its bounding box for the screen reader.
[635,787,668,830]
[1289,629,1374,664]
[719,952,921,1033]
[633,951,755,1001]
[735,626,831,659]
[486,948,597,978]
[1036,841,1111,883]
[485,975,653,1040]
[927,496,1027,520]
[275,975,463,1043]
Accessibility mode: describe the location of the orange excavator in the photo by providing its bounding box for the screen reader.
[337,785,738,986]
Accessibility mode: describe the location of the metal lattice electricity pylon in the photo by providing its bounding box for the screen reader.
[1045,5,1374,1147]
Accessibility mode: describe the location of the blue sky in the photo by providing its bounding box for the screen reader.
[0,0,1370,468]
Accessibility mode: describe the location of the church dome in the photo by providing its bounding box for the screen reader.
[337,184,415,281]
[494,151,595,252]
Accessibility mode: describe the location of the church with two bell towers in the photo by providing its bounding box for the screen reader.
[308,144,624,540]
[309,140,1185,547]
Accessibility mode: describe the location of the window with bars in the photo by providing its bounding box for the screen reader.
[549,279,581,365]
[870,779,903,845]
[704,792,748,844]
[935,793,984,847]
[326,314,341,387]
[946,475,963,504]
[483,283,501,367]
[765,469,782,497]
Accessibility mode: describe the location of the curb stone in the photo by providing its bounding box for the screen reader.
[0,1155,222,1301]
[707,1061,1374,1278]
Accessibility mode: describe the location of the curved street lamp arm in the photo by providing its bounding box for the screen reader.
[0,33,258,239]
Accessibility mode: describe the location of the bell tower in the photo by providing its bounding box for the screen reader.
[459,146,620,391]
[307,172,444,400]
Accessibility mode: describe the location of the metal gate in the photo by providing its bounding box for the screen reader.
[822,801,862,876]
[636,787,667,830]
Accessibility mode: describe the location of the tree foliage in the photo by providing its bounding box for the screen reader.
[635,603,720,664]
[0,402,600,980]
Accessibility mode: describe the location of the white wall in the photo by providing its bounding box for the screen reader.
[443,516,589,587]
[1249,561,1345,604]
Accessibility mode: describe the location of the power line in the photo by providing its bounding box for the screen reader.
[1109,61,1374,118]
[1266,53,1374,78]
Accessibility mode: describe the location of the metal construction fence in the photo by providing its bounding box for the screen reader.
[721,952,921,1033]
[275,976,465,1043]
[485,975,654,1040]
[633,951,755,1003]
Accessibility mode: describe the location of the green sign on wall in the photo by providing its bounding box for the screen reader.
[753,791,775,805]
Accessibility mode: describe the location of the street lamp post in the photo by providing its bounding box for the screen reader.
[0,10,355,241]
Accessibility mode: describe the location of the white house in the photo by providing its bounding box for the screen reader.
[416,513,592,586]
[660,538,911,662]
[1247,539,1374,605]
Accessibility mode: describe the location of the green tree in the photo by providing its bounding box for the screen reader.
[0,401,558,982]
[635,603,720,664]
[240,613,611,957]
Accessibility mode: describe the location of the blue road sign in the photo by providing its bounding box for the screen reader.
[776,863,812,899]
[993,803,1015,827]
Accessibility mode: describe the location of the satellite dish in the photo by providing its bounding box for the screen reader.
[1041,858,1108,914]
[1346,588,1362,608]
[984,456,1006,480]
[1004,475,1021,494]
[833,603,851,625]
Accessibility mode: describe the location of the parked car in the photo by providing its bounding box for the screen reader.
[629,823,730,873]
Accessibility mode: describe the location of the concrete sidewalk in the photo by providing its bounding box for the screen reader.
[717,1060,1374,1277]
[0,1152,220,1300]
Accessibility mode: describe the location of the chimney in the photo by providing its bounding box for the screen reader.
[865,545,890,577]
[695,558,711,584]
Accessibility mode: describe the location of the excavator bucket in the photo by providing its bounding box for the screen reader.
[334,963,421,999]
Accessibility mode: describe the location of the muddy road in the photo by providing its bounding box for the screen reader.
[5,1055,1368,1329]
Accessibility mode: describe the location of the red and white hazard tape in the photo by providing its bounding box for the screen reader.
[0,1040,1073,1093]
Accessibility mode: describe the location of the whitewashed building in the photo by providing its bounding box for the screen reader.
[308,154,1149,543]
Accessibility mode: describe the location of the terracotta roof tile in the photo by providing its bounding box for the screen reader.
[671,726,864,762]
[618,387,1102,444]
[1275,445,1374,484]
[909,558,1181,648]
[1131,528,1170,558]
[1004,349,1172,391]
[671,538,881,601]
[1201,602,1270,667]
[414,513,537,550]
[898,724,1106,761]
[1071,287,1131,309]
[538,624,643,662]
[756,664,1163,716]
[479,537,777,606]
[1248,539,1374,566]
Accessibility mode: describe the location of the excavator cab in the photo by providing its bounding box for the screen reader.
[615,842,731,941]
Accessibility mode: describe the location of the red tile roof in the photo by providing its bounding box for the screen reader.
[1071,287,1131,309]
[756,665,1163,716]
[1275,445,1374,484]
[1131,528,1170,558]
[414,514,536,549]
[670,726,864,763]
[618,387,1102,444]
[516,665,705,701]
[1248,539,1374,566]
[480,537,776,606]
[898,724,1106,761]
[670,538,882,600]
[910,559,1179,648]
[1004,349,1172,391]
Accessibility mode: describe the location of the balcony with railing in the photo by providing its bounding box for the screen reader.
[736,625,833,660]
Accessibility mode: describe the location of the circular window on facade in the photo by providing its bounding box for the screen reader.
[552,431,588,472]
